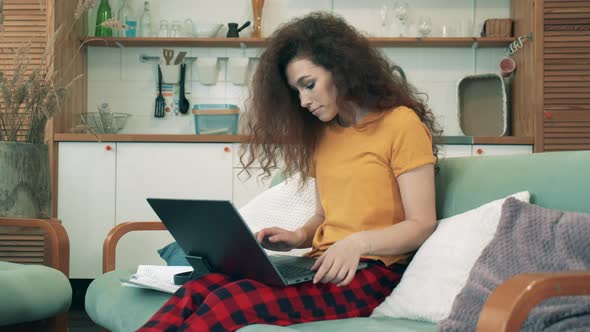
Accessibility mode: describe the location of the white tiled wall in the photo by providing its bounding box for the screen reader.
[86,0,510,135]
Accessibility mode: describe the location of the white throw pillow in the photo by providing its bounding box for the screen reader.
[239,174,316,257]
[371,191,530,322]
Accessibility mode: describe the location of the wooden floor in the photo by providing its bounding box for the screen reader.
[68,309,102,332]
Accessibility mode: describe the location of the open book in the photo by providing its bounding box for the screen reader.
[121,265,194,294]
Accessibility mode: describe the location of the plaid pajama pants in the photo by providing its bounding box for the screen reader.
[137,261,405,332]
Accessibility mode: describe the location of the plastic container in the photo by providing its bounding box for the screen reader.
[458,73,508,136]
[192,104,239,135]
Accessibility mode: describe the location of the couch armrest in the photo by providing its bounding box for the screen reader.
[0,218,70,277]
[477,271,590,332]
[103,221,167,273]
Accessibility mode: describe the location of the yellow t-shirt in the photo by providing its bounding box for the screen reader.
[306,106,436,266]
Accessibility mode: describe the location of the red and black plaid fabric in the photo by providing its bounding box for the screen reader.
[137,261,405,332]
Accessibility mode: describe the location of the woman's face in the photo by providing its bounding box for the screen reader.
[286,58,339,122]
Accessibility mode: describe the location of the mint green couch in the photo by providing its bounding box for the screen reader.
[85,150,590,332]
[0,218,72,331]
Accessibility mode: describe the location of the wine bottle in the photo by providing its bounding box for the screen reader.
[95,0,113,37]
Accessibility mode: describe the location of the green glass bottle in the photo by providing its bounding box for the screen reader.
[95,0,113,37]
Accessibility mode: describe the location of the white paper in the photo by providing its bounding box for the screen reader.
[120,265,193,294]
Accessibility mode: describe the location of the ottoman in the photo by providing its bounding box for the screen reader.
[0,261,72,326]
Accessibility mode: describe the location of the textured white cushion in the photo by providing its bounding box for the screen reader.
[371,191,530,322]
[239,174,316,257]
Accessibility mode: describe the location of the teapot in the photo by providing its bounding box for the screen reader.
[226,21,251,38]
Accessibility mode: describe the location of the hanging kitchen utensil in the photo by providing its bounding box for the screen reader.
[174,51,187,65]
[178,63,190,114]
[226,21,251,38]
[162,48,174,65]
[154,64,165,117]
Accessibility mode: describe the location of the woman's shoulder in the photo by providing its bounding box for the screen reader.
[381,106,422,127]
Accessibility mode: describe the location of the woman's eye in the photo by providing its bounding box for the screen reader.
[305,82,315,90]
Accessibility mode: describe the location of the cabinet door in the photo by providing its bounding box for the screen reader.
[439,145,472,159]
[114,143,234,270]
[233,168,278,208]
[472,145,533,157]
[57,142,116,278]
[232,143,283,208]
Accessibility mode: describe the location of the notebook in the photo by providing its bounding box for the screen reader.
[147,198,367,286]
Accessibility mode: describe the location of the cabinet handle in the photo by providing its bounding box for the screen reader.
[545,111,552,120]
[106,145,112,151]
[476,148,483,155]
[224,146,231,153]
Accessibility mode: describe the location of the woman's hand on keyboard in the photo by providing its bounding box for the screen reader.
[256,227,306,251]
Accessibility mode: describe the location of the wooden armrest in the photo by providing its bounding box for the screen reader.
[477,271,590,332]
[103,221,168,273]
[0,218,70,276]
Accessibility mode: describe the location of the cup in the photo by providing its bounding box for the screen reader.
[440,24,456,37]
[226,57,250,85]
[160,63,181,84]
[197,57,219,85]
[499,57,516,77]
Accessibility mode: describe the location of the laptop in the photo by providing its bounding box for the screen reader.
[147,198,368,286]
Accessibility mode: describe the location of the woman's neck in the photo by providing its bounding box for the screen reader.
[337,104,370,127]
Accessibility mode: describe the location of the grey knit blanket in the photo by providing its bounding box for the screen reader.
[438,197,590,332]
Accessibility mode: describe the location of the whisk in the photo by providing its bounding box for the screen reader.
[504,32,533,57]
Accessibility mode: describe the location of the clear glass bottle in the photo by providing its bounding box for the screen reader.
[95,0,113,37]
[118,0,137,37]
[139,1,152,37]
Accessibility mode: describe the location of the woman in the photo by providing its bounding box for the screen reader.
[139,12,441,332]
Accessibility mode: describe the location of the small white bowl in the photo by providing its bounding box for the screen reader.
[194,23,223,38]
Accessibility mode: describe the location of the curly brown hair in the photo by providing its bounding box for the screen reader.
[240,12,441,181]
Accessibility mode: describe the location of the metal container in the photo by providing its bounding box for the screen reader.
[458,73,509,136]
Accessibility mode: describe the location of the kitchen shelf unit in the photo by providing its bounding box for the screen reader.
[80,36,514,48]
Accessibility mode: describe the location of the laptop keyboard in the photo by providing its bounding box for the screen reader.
[275,264,314,278]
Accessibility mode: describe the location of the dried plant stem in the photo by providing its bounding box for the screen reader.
[0,0,93,143]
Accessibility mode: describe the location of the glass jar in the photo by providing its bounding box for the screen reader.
[158,19,169,37]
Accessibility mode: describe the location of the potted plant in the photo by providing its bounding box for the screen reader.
[0,0,99,218]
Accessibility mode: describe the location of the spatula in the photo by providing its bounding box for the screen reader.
[154,65,165,117]
[162,49,174,65]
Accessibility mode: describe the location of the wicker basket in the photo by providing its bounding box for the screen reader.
[482,18,513,38]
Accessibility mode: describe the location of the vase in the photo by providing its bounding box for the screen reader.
[251,0,265,38]
[0,142,51,218]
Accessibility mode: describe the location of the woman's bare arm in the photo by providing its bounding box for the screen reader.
[349,163,437,256]
[294,184,325,248]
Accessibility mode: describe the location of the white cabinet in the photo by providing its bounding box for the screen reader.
[232,168,277,208]
[58,142,117,278]
[114,143,234,272]
[58,141,533,278]
[58,142,235,277]
[439,144,533,160]
[439,145,472,159]
[472,145,533,157]
[115,143,234,222]
[231,143,277,208]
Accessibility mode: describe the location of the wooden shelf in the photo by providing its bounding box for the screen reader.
[80,37,514,48]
